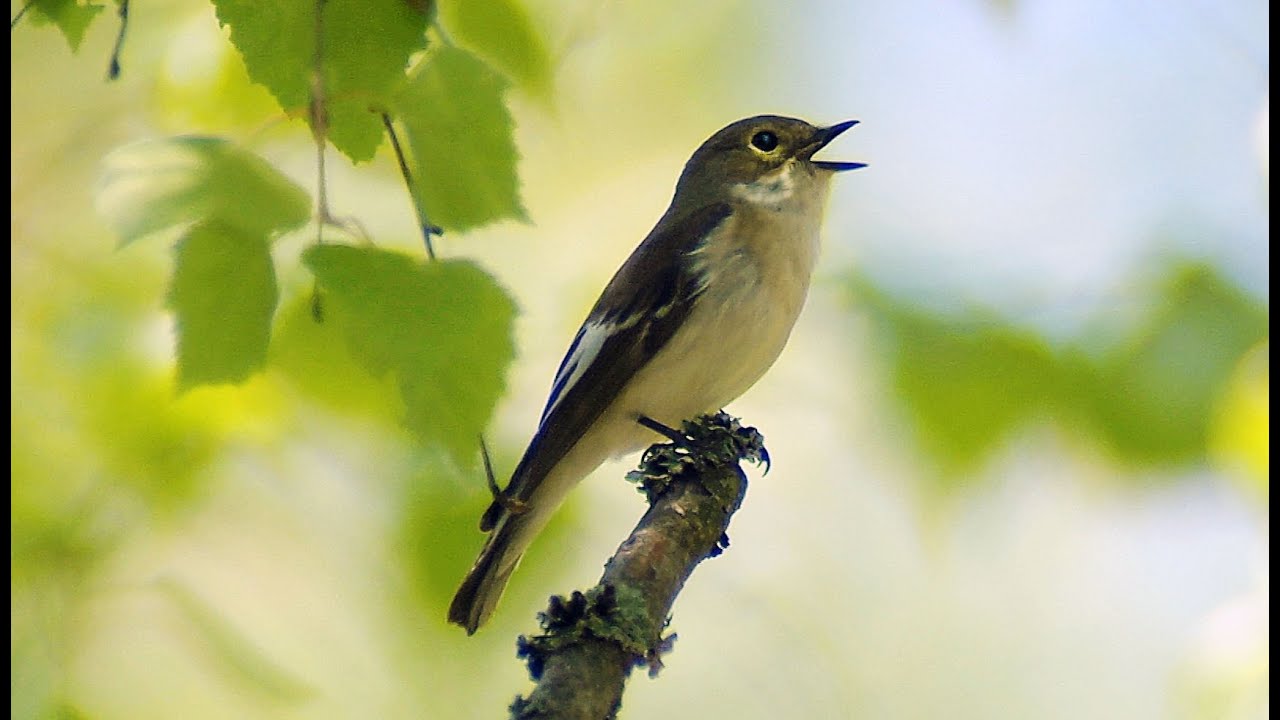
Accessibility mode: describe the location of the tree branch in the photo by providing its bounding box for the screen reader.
[510,412,768,719]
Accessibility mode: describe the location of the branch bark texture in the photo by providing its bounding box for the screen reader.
[511,413,767,719]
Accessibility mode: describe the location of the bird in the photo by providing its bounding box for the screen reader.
[449,115,864,634]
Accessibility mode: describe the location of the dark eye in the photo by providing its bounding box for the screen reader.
[750,130,779,152]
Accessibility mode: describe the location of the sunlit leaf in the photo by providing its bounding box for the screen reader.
[393,46,527,232]
[212,0,430,161]
[168,221,279,389]
[210,0,311,110]
[436,0,552,95]
[25,0,105,52]
[269,295,399,420]
[303,245,516,466]
[97,136,310,245]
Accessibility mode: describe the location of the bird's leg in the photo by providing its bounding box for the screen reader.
[637,415,690,445]
[479,436,528,515]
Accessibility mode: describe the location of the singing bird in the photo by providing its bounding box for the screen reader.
[449,115,864,633]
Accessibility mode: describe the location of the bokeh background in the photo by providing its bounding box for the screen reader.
[11,1,1268,718]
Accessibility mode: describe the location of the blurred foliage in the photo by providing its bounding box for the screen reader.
[12,246,251,718]
[1210,341,1269,499]
[97,136,310,386]
[154,12,281,133]
[394,448,583,628]
[88,7,528,458]
[851,260,1269,483]
[397,457,496,607]
[11,0,1267,718]
[1078,264,1267,464]
[156,577,316,703]
[97,136,312,245]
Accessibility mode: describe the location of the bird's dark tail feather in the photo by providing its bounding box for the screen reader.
[448,520,523,634]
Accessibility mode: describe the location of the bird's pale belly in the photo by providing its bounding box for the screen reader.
[610,266,809,452]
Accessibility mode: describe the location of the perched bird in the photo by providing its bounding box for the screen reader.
[449,115,864,633]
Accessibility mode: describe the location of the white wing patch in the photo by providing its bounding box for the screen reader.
[683,215,740,298]
[541,319,612,423]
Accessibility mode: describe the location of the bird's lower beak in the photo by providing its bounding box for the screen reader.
[805,120,866,172]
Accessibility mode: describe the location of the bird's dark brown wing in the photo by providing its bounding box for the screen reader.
[479,202,733,530]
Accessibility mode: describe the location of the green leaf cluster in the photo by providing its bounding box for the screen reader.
[83,2,549,464]
[851,261,1268,479]
[98,136,312,246]
[205,0,534,227]
[211,0,429,160]
[98,137,310,388]
[202,0,538,231]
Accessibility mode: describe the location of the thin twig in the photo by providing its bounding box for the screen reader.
[381,113,442,260]
[106,0,130,80]
[308,0,329,322]
[10,0,35,29]
[309,0,330,245]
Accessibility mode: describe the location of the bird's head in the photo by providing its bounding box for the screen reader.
[674,115,865,210]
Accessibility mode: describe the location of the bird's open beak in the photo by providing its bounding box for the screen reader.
[805,120,866,172]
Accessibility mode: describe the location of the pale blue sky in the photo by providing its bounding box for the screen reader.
[766,0,1268,336]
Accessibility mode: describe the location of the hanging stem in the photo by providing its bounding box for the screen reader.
[381,113,442,261]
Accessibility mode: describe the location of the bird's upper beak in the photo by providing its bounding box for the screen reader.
[803,120,866,172]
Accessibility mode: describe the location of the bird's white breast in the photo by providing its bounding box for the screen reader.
[613,185,829,448]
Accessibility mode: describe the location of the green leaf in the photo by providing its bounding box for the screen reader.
[1080,263,1269,464]
[167,222,279,389]
[211,0,430,162]
[851,261,1269,479]
[861,284,1058,474]
[322,100,387,165]
[210,0,312,110]
[436,0,552,95]
[97,136,311,245]
[26,0,105,52]
[269,295,399,420]
[393,46,526,232]
[303,245,516,465]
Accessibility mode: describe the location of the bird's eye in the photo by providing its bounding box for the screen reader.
[750,131,779,152]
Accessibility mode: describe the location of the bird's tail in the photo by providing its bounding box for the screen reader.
[450,434,612,633]
[448,510,532,634]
